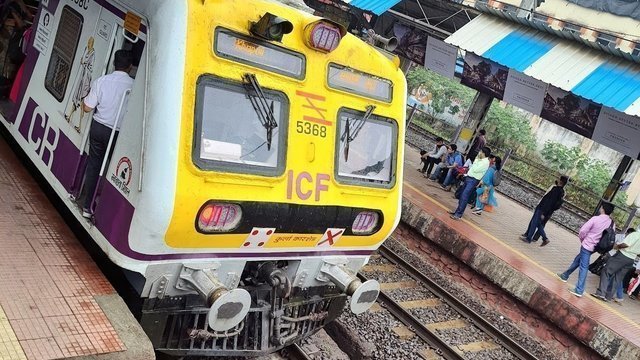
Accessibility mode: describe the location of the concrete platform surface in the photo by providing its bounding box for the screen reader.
[0,137,154,360]
[402,147,640,360]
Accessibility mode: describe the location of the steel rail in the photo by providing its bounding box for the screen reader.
[377,245,538,360]
[282,343,312,360]
[357,273,465,360]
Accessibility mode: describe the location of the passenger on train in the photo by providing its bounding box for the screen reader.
[418,137,446,176]
[428,143,462,184]
[0,0,31,96]
[448,146,490,220]
[79,50,133,218]
[471,156,501,216]
[591,229,640,302]
[556,202,615,298]
[520,175,568,247]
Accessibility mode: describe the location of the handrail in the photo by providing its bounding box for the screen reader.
[138,23,149,192]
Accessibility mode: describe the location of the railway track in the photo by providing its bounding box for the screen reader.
[280,343,312,360]
[359,244,537,360]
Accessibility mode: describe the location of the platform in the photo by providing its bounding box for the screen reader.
[0,136,154,360]
[401,147,640,359]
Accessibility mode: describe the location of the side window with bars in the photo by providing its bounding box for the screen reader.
[44,6,83,102]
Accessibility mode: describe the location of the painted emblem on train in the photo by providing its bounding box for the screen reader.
[111,157,132,195]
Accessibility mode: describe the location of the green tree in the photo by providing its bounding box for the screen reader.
[483,103,537,153]
[405,67,475,117]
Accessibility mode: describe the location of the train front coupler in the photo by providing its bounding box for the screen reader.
[176,264,251,331]
[317,258,380,314]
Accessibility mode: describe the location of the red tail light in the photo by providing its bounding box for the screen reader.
[352,211,379,235]
[303,20,346,53]
[197,203,242,233]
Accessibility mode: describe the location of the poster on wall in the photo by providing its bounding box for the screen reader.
[540,85,601,139]
[503,70,547,116]
[461,52,508,100]
[592,107,640,160]
[392,23,427,65]
[424,37,458,79]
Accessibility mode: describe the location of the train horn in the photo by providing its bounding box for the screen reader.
[319,260,380,314]
[179,266,251,331]
[370,34,398,52]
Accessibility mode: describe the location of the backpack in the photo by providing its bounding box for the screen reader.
[492,170,502,187]
[594,220,616,254]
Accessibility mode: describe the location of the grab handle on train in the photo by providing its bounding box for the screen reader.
[319,261,380,314]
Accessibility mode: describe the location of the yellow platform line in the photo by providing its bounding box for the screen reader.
[403,181,640,331]
[0,305,27,360]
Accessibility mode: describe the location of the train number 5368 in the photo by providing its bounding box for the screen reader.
[296,121,326,138]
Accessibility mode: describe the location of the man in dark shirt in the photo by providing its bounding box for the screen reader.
[520,175,568,246]
[467,129,486,162]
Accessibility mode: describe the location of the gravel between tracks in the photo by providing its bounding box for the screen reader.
[384,237,558,360]
[337,307,433,360]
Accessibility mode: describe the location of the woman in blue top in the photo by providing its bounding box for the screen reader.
[472,156,501,215]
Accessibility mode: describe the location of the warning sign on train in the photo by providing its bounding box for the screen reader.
[111,157,132,196]
[34,9,53,54]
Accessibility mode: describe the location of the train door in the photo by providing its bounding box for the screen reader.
[85,9,146,220]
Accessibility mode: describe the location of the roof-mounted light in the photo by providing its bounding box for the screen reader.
[303,20,346,53]
[250,12,293,42]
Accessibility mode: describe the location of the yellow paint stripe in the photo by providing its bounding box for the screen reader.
[403,181,640,331]
[0,305,27,360]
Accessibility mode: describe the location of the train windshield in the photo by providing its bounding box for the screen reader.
[336,109,397,186]
[193,76,288,176]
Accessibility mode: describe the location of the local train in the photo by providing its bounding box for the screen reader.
[0,0,406,356]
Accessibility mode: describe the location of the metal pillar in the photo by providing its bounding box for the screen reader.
[452,92,493,154]
[593,155,634,216]
[406,103,417,129]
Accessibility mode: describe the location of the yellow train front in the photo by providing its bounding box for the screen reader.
[140,0,406,356]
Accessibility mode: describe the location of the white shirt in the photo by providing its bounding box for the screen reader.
[84,71,133,130]
[609,233,629,256]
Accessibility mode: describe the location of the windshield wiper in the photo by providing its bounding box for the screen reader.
[342,105,376,162]
[242,73,278,150]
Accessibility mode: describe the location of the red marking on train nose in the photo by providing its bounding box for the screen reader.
[243,242,251,247]
[251,230,259,235]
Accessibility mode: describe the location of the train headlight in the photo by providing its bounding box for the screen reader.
[196,203,242,233]
[303,20,346,53]
[352,211,379,235]
[250,12,293,42]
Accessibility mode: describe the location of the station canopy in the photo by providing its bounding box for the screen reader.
[342,0,403,15]
[445,15,640,117]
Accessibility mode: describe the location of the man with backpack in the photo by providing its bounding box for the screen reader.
[521,175,568,247]
[555,202,615,297]
[591,228,640,302]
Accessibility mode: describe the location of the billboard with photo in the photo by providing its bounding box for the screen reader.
[392,23,427,65]
[541,85,601,139]
[461,52,508,100]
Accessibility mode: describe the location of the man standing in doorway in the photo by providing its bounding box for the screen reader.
[449,146,490,220]
[80,50,133,218]
[521,175,568,247]
[467,129,486,162]
[556,202,615,297]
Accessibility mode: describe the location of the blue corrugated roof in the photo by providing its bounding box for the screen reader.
[347,0,402,15]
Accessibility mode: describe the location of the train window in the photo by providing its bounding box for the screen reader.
[335,108,397,187]
[44,6,83,102]
[214,28,305,79]
[193,75,288,176]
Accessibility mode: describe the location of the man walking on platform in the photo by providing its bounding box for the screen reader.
[449,146,490,220]
[520,175,568,246]
[591,229,640,302]
[80,50,133,218]
[556,202,615,297]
